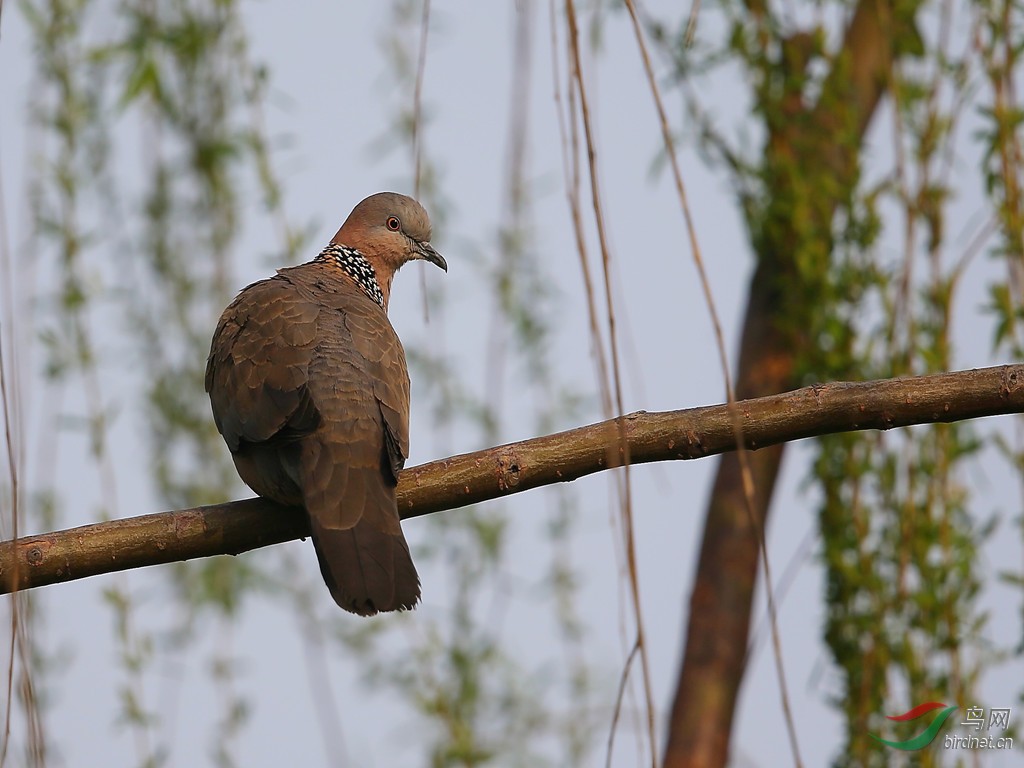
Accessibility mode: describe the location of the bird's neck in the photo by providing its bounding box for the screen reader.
[315,244,388,310]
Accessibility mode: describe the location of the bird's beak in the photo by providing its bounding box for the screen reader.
[416,241,447,272]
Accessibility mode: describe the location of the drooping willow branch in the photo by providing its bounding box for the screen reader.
[1,364,1021,595]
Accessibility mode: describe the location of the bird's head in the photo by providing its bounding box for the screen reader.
[332,192,447,307]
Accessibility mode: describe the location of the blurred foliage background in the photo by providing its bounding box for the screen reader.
[1,1,1022,767]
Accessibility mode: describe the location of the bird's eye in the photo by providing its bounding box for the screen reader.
[386,216,401,231]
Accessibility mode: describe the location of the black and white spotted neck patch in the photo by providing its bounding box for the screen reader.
[315,243,385,308]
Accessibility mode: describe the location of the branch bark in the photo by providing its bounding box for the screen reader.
[0,364,1020,595]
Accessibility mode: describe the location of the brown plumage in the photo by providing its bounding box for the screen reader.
[205,192,446,615]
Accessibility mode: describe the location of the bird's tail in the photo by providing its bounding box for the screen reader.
[308,508,420,616]
[295,436,420,615]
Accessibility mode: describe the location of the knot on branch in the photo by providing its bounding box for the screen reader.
[496,451,523,490]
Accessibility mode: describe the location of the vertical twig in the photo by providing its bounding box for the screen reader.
[563,2,657,765]
[412,0,433,323]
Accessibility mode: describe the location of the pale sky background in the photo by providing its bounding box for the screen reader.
[1,2,1022,767]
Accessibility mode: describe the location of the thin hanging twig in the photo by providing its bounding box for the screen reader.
[563,2,658,765]
[412,0,433,323]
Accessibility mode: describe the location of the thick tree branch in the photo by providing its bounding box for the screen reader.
[0,364,1020,596]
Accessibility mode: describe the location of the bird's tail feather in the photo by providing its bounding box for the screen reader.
[309,515,420,616]
[298,440,420,615]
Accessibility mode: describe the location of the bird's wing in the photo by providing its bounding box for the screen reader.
[340,296,412,483]
[291,278,411,525]
[289,278,418,614]
[205,274,322,453]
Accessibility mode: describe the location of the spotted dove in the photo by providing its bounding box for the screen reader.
[205,192,446,615]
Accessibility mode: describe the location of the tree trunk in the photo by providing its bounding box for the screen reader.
[663,1,915,764]
[664,257,794,766]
